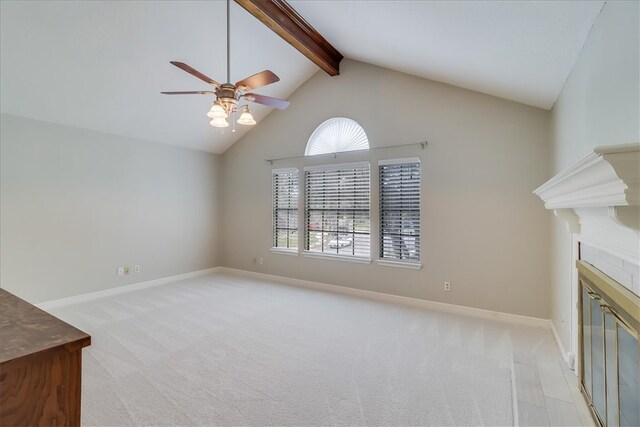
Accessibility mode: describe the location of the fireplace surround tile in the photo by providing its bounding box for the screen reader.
[580,243,639,295]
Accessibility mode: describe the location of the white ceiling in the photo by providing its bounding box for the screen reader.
[1,1,604,153]
[0,1,317,153]
[290,0,604,110]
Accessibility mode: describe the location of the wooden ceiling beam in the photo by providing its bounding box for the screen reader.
[234,0,343,76]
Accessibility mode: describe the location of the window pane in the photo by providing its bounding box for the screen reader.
[273,170,298,249]
[276,230,298,249]
[305,165,370,258]
[380,161,420,261]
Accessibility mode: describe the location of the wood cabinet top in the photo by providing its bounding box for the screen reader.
[0,289,90,365]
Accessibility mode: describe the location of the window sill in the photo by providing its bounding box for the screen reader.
[376,259,422,270]
[302,251,372,264]
[270,248,299,256]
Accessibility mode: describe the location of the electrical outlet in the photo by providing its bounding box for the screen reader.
[259,257,264,265]
[124,266,130,275]
[444,281,451,292]
[117,267,125,276]
[134,264,140,273]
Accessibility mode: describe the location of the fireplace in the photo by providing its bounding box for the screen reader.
[534,143,639,427]
[578,259,639,426]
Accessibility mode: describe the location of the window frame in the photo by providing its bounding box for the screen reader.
[271,167,299,254]
[302,161,372,264]
[377,157,422,269]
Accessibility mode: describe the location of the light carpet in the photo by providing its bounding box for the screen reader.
[49,272,526,426]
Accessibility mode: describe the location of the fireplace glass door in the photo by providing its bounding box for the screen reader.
[618,320,639,427]
[579,268,639,427]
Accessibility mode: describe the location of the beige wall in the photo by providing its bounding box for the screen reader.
[549,1,640,350]
[221,59,552,319]
[0,114,221,303]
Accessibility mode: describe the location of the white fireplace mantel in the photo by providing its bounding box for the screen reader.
[534,143,640,264]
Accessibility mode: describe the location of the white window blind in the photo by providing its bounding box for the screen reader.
[272,169,298,250]
[379,159,420,262]
[305,118,369,155]
[305,164,370,258]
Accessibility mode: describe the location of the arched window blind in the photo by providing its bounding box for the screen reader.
[305,118,369,156]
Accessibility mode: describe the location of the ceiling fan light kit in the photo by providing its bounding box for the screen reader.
[207,102,228,119]
[237,106,256,126]
[210,117,230,128]
[162,0,290,130]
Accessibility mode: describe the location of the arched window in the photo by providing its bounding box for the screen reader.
[305,118,369,156]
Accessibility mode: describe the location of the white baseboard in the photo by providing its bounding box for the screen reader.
[218,267,551,329]
[550,319,572,368]
[36,267,222,310]
[37,264,553,332]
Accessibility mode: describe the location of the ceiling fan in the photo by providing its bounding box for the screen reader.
[161,0,289,129]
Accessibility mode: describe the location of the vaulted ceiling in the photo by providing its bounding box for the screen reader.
[291,0,604,110]
[0,1,604,153]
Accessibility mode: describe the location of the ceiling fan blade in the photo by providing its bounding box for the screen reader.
[161,91,215,95]
[243,93,289,110]
[170,61,219,86]
[235,70,279,91]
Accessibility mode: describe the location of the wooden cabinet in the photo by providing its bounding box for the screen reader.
[0,289,91,426]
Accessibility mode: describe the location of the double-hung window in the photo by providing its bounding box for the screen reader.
[305,163,370,260]
[379,158,421,263]
[272,168,299,251]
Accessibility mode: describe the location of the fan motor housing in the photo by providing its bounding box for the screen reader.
[217,84,239,111]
